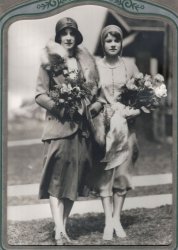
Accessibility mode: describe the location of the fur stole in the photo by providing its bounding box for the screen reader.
[40,40,99,98]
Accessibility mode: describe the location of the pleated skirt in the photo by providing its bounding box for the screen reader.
[39,130,92,201]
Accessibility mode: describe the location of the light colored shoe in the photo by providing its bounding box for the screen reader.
[63,231,71,243]
[55,231,71,245]
[113,221,127,238]
[55,232,65,245]
[103,225,114,240]
[55,237,63,245]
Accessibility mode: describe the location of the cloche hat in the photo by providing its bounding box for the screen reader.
[101,25,123,56]
[55,17,83,45]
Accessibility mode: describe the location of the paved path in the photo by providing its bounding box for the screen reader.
[8,173,172,197]
[7,173,172,221]
[8,194,172,221]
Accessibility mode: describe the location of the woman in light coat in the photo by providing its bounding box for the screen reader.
[35,17,98,245]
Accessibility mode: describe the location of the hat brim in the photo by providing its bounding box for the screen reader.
[55,27,83,45]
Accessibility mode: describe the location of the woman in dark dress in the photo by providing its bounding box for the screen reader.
[35,17,98,245]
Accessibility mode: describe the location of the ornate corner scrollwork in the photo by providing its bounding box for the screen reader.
[122,0,145,11]
[36,0,74,10]
[37,0,59,10]
[107,0,145,12]
[36,0,144,12]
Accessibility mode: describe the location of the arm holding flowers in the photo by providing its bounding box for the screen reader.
[89,101,103,118]
[112,102,141,119]
[35,66,65,119]
[36,41,99,123]
[88,87,106,118]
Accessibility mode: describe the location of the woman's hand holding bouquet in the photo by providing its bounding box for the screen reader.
[50,72,92,122]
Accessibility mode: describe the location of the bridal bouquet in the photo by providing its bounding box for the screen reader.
[120,73,167,112]
[50,71,92,121]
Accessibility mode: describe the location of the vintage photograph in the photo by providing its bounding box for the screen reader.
[6,3,174,247]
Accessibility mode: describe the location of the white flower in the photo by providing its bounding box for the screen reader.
[75,86,80,91]
[154,84,167,98]
[61,83,68,94]
[126,78,138,90]
[67,69,79,80]
[154,74,164,82]
[67,83,72,91]
[144,80,153,89]
[144,74,152,81]
[134,72,144,80]
[68,70,78,80]
[62,83,66,88]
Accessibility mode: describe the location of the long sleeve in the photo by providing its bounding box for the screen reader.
[35,66,53,108]
[35,66,64,118]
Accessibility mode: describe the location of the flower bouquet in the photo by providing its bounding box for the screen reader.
[50,71,92,121]
[120,73,167,112]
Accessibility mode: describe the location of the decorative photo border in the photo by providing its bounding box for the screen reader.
[0,0,177,249]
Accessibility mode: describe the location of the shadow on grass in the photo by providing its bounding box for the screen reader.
[7,205,173,246]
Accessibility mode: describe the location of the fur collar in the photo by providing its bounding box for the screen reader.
[40,41,99,83]
[41,40,99,97]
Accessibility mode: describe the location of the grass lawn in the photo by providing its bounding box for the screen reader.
[7,205,173,246]
[7,144,43,185]
[8,119,44,141]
